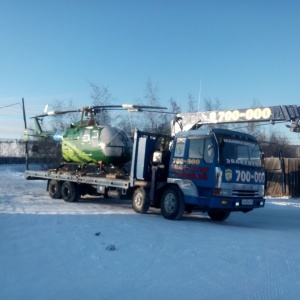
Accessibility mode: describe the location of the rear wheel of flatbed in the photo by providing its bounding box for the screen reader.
[132,187,150,214]
[61,181,80,202]
[160,186,185,220]
[208,210,230,221]
[48,179,62,199]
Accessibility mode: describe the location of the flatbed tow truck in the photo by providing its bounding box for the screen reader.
[26,104,300,221]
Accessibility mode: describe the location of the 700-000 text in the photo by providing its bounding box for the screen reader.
[235,170,265,183]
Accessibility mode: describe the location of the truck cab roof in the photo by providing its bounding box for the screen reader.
[175,128,258,142]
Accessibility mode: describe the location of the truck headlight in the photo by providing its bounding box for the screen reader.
[220,189,230,196]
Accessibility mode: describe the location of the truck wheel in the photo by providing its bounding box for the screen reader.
[132,187,150,214]
[48,179,62,199]
[61,181,79,202]
[208,210,230,221]
[161,187,185,220]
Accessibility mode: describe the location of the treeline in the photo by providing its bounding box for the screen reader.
[28,81,296,151]
[4,81,299,160]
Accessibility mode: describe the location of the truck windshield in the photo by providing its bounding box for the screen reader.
[218,136,261,167]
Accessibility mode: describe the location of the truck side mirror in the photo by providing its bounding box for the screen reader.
[261,151,265,167]
[152,151,162,165]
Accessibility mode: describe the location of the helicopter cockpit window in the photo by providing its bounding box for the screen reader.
[91,131,98,146]
[92,131,98,139]
[83,130,90,142]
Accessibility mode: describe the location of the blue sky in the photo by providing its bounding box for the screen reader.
[1,0,300,142]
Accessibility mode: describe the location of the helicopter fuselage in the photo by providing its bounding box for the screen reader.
[62,125,133,166]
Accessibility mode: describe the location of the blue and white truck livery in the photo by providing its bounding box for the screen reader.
[153,127,265,221]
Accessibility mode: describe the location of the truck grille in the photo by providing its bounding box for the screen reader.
[232,190,259,197]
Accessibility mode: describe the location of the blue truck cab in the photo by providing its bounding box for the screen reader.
[161,128,265,220]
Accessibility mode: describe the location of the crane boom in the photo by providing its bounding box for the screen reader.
[173,105,300,134]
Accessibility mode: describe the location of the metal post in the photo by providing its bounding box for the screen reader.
[22,98,29,170]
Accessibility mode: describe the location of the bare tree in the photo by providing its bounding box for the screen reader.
[142,78,160,132]
[153,97,178,135]
[244,99,265,137]
[203,97,224,129]
[114,109,139,137]
[187,93,196,112]
[49,99,79,132]
[169,97,181,114]
[265,128,292,157]
[90,82,112,125]
[203,97,222,111]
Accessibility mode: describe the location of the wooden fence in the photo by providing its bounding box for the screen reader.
[265,158,300,197]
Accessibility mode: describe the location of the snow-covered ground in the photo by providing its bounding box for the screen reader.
[1,164,300,300]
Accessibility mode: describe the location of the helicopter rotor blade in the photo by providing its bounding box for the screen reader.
[121,104,167,112]
[90,104,168,114]
[32,104,168,118]
[32,109,82,118]
[90,105,123,114]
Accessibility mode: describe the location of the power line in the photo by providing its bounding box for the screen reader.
[0,103,22,109]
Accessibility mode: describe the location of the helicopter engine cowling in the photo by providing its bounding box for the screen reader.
[99,126,133,163]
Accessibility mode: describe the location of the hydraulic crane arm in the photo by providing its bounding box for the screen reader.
[172,105,300,134]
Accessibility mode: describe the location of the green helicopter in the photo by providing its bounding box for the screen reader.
[30,104,167,167]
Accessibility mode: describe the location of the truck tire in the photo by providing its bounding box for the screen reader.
[48,179,62,199]
[61,181,79,202]
[132,187,150,214]
[208,210,230,221]
[161,186,185,220]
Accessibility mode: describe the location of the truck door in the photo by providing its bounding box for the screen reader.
[170,136,215,182]
[188,137,215,164]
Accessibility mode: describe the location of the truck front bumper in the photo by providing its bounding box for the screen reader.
[185,195,265,212]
